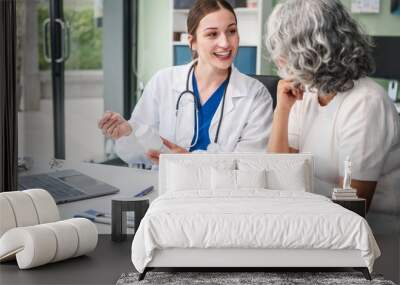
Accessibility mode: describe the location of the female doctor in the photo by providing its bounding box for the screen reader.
[98,0,273,164]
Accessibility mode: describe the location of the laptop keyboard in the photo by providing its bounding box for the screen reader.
[19,174,85,201]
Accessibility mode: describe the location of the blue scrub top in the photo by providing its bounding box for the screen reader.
[189,73,228,152]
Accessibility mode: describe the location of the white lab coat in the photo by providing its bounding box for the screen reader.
[115,62,273,164]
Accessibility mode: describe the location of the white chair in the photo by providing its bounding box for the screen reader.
[0,189,98,269]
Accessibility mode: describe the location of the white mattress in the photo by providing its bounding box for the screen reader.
[131,190,380,273]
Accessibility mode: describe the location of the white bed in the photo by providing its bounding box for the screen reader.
[131,153,380,280]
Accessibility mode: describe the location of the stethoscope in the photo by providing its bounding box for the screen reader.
[175,62,232,148]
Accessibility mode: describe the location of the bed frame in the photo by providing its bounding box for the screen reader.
[140,248,370,280]
[138,154,371,281]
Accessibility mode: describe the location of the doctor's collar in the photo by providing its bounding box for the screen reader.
[172,60,234,92]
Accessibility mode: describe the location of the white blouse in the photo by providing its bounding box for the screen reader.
[288,77,400,214]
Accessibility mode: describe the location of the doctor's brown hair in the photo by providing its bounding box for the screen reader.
[187,0,237,59]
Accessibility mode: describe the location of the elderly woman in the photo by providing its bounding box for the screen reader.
[266,0,400,213]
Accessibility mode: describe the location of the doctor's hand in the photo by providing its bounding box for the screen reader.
[276,80,304,112]
[161,138,188,154]
[98,111,132,140]
[145,138,188,164]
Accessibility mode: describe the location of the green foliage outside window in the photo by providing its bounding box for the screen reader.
[38,5,102,70]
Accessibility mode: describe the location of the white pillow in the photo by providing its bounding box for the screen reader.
[266,162,306,191]
[166,160,235,192]
[238,159,307,191]
[211,168,236,190]
[236,169,267,189]
[167,163,209,191]
[211,169,267,190]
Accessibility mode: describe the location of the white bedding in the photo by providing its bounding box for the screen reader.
[131,190,380,273]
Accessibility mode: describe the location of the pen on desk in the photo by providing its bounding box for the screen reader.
[134,186,154,197]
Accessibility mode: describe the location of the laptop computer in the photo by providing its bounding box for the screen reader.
[18,169,119,204]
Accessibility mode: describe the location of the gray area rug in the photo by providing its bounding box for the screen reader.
[116,271,396,285]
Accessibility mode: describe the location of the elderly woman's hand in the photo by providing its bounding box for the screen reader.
[146,138,188,164]
[276,80,304,112]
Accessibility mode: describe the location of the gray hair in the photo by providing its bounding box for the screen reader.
[265,0,374,94]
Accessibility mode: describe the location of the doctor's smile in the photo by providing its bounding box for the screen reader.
[192,8,238,71]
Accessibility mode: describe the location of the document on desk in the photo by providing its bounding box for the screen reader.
[74,209,135,228]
